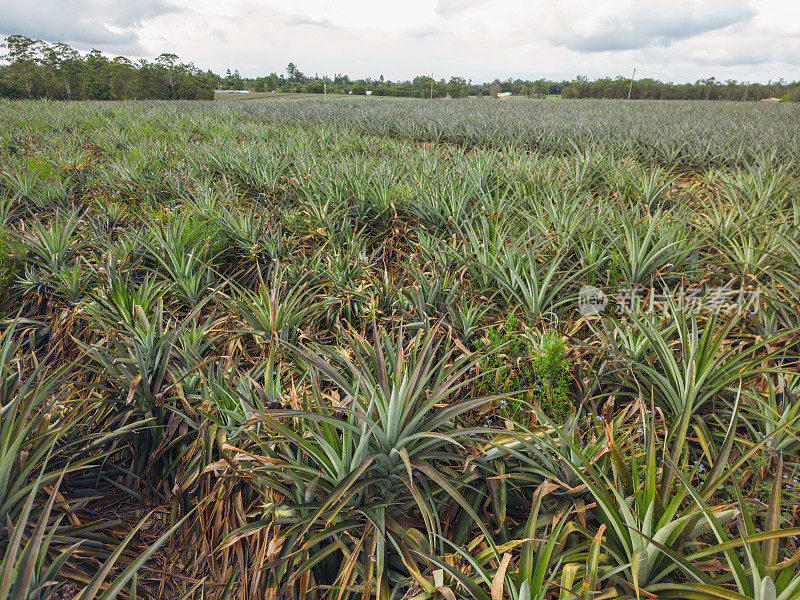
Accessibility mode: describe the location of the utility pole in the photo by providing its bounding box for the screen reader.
[627,67,636,100]
[430,73,433,99]
[324,75,327,102]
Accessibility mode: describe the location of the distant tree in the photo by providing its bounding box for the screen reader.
[265,73,281,91]
[286,62,305,83]
[2,33,798,103]
[306,80,323,94]
[231,69,244,89]
[52,42,81,99]
[109,56,134,99]
[2,34,39,98]
[83,49,111,99]
[156,52,179,98]
[448,76,468,98]
[413,75,433,98]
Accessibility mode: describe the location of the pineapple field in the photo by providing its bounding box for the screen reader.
[1,97,800,600]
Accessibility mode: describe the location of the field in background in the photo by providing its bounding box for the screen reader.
[214,91,350,101]
[206,96,800,168]
[1,98,799,599]
[213,91,410,101]
[214,92,562,102]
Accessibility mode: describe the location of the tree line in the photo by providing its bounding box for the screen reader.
[562,75,800,102]
[0,35,216,100]
[2,35,799,102]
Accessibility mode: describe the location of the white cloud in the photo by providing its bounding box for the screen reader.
[544,0,755,52]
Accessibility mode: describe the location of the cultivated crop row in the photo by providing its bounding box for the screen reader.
[0,100,799,599]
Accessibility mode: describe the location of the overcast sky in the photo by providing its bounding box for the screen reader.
[2,0,799,83]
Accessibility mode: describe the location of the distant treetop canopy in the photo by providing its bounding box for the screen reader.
[1,35,799,101]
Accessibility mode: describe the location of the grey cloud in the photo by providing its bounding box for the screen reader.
[636,26,800,70]
[0,16,135,47]
[409,27,442,39]
[285,15,338,29]
[547,1,756,52]
[100,2,180,27]
[0,0,179,49]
